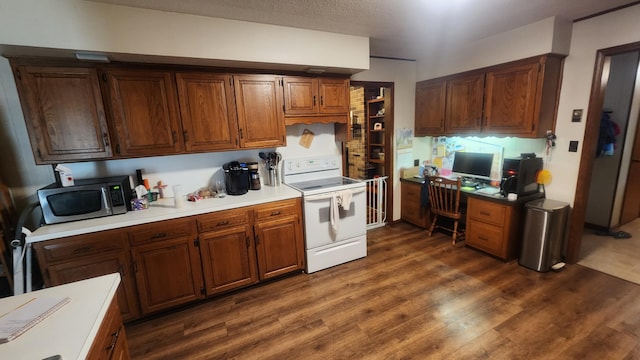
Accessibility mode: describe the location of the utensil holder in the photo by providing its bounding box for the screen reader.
[268,169,280,187]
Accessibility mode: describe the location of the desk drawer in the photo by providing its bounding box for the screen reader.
[466,220,504,255]
[467,198,506,226]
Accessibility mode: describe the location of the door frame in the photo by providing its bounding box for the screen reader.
[349,80,395,223]
[567,41,640,264]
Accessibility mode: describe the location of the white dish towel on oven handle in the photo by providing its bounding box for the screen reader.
[330,192,339,238]
[337,189,353,211]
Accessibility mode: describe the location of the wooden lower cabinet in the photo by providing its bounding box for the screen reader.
[33,198,305,321]
[88,296,131,360]
[128,218,204,315]
[253,199,305,280]
[401,180,431,228]
[197,208,258,295]
[32,229,140,322]
[465,197,523,260]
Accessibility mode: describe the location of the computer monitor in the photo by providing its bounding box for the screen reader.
[451,151,494,181]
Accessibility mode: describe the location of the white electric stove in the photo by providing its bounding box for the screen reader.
[283,155,367,273]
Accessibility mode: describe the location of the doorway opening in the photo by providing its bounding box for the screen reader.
[347,81,394,228]
[567,41,640,264]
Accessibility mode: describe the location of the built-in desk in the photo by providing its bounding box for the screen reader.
[401,176,543,260]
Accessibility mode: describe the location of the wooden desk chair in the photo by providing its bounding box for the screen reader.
[426,176,464,245]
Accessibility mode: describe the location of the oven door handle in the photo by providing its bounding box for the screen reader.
[304,187,365,201]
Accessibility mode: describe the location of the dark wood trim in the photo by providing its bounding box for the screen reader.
[574,1,640,23]
[566,42,640,264]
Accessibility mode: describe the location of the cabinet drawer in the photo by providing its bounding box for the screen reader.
[466,220,504,255]
[128,218,196,246]
[467,198,506,226]
[197,208,250,233]
[35,230,127,264]
[254,199,299,220]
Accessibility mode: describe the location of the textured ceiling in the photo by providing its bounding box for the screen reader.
[88,0,638,60]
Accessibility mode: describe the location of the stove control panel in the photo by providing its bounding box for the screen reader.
[283,155,341,175]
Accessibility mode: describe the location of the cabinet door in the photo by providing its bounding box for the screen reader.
[446,73,485,134]
[234,74,286,148]
[415,80,446,136]
[104,69,183,156]
[401,181,430,228]
[87,297,130,360]
[47,252,140,322]
[318,78,349,114]
[175,72,239,151]
[484,63,539,135]
[199,225,258,295]
[283,76,318,115]
[254,216,304,280]
[131,236,204,315]
[13,65,112,164]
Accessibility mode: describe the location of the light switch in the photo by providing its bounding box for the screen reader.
[569,140,579,152]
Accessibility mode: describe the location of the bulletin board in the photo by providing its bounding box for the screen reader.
[430,137,503,181]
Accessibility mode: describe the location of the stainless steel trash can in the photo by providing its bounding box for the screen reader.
[519,199,570,272]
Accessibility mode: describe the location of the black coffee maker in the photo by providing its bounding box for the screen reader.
[223,161,250,195]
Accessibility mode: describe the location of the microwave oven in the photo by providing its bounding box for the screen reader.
[38,176,132,225]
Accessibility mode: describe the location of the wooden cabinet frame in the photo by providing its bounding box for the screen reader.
[415,54,564,138]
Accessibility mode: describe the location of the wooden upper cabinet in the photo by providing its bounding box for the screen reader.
[446,73,485,134]
[484,55,564,137]
[484,62,538,135]
[415,54,564,138]
[234,74,286,148]
[283,77,318,115]
[12,65,112,164]
[318,78,349,114]
[175,72,239,151]
[283,76,349,124]
[415,79,446,136]
[103,68,183,157]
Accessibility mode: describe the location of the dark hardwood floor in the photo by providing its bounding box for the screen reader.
[126,222,640,359]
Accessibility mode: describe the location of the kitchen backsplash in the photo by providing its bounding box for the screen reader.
[59,123,342,198]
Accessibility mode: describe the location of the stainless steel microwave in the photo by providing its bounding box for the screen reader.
[38,176,132,224]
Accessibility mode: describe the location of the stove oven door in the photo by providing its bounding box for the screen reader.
[302,187,366,249]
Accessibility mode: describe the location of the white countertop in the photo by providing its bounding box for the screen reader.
[28,185,301,243]
[0,273,121,360]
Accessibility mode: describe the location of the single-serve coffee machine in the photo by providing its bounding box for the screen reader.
[223,161,250,195]
[501,156,543,196]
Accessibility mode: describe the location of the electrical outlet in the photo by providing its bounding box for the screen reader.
[569,140,579,152]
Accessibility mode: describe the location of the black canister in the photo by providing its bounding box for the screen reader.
[247,162,261,190]
[222,161,250,195]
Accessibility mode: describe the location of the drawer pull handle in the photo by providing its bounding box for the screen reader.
[217,221,229,226]
[151,232,167,239]
[479,236,489,241]
[106,328,121,351]
[270,211,281,216]
[479,211,491,216]
[72,246,93,254]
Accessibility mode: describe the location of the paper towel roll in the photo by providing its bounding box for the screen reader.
[173,185,184,208]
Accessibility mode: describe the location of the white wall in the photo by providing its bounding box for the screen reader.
[552,3,640,205]
[0,0,369,209]
[351,58,417,221]
[416,16,571,80]
[0,0,368,71]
